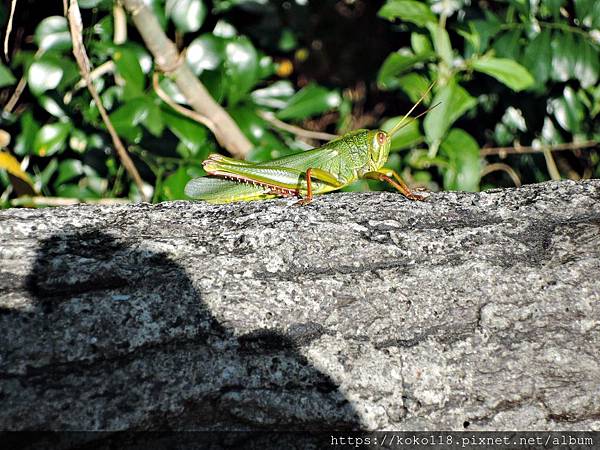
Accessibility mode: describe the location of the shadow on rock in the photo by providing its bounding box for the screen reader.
[1,230,360,447]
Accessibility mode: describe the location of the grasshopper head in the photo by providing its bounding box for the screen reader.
[368,129,391,171]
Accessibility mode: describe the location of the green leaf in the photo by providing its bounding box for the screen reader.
[397,73,432,103]
[163,109,209,157]
[470,15,501,53]
[378,0,436,27]
[187,34,225,74]
[28,57,63,95]
[493,30,522,60]
[380,118,423,151]
[144,101,165,137]
[440,128,480,191]
[377,50,432,90]
[38,158,58,187]
[472,56,534,91]
[424,81,476,145]
[411,33,432,55]
[224,37,259,106]
[406,149,447,169]
[14,111,40,156]
[113,47,145,99]
[200,70,226,103]
[54,159,84,186]
[0,63,16,88]
[166,0,207,33]
[109,98,163,138]
[162,166,193,200]
[33,122,71,157]
[34,16,71,51]
[427,24,453,66]
[522,29,552,86]
[276,84,341,121]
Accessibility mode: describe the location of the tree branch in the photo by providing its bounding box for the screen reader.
[257,111,338,142]
[121,0,252,159]
[67,0,148,201]
[480,140,598,156]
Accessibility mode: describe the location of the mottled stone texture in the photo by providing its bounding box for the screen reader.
[0,180,599,432]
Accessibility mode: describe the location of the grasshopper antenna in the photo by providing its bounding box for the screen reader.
[389,81,436,137]
[389,101,442,135]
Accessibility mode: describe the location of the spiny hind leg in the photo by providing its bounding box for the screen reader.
[364,169,425,201]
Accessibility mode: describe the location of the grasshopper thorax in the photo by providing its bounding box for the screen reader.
[367,129,391,172]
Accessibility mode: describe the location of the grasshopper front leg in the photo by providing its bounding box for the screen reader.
[295,167,345,206]
[364,168,425,201]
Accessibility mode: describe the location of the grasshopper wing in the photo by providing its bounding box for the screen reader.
[185,177,275,203]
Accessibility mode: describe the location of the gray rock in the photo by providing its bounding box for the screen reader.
[0,180,599,432]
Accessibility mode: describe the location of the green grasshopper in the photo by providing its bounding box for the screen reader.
[185,84,434,205]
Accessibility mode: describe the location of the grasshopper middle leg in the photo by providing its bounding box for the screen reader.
[295,167,344,206]
[364,168,425,201]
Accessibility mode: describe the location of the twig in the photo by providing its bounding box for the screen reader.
[543,149,561,181]
[4,48,44,113]
[151,72,223,145]
[4,0,18,60]
[63,60,115,103]
[121,0,252,158]
[480,163,522,187]
[113,3,127,44]
[480,140,598,156]
[10,196,131,207]
[68,0,148,201]
[257,111,338,142]
[3,74,26,113]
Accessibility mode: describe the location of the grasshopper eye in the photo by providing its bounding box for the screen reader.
[377,132,386,145]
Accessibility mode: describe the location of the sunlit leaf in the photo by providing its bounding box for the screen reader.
[187,34,224,74]
[276,84,341,121]
[551,31,576,82]
[224,37,258,105]
[34,16,72,51]
[551,86,584,133]
[251,80,295,109]
[166,0,207,33]
[28,57,63,95]
[33,122,72,157]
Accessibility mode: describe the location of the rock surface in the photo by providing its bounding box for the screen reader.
[1,180,599,432]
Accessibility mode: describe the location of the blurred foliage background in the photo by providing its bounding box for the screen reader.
[0,0,598,207]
